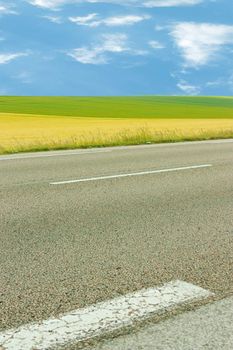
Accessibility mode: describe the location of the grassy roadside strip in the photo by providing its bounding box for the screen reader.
[1,126,233,155]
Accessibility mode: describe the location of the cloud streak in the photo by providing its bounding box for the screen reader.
[177,80,200,95]
[143,0,202,7]
[149,40,165,49]
[27,0,204,9]
[67,33,145,64]
[0,53,28,64]
[69,14,150,27]
[42,15,63,23]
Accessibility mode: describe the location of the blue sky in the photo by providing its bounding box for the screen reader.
[0,0,232,96]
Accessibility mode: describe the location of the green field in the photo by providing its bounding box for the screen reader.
[1,96,233,154]
[1,96,233,119]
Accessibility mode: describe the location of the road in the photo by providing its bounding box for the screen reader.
[0,140,233,348]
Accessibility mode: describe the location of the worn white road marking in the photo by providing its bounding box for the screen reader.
[0,149,110,161]
[50,164,212,185]
[0,280,212,350]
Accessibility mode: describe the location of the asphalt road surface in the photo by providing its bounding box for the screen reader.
[91,295,233,350]
[1,140,233,348]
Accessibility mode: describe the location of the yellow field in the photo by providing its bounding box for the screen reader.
[1,113,233,154]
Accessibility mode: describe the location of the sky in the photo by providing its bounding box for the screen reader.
[0,0,232,96]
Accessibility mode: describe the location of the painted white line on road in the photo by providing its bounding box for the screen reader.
[0,149,111,161]
[0,281,212,350]
[50,164,212,185]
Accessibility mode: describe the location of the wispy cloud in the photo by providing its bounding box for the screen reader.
[69,13,98,26]
[27,0,204,9]
[69,14,150,27]
[67,33,144,64]
[143,0,202,7]
[171,22,233,67]
[206,74,233,92]
[0,3,18,15]
[68,34,128,64]
[149,40,165,49]
[102,14,150,26]
[42,15,63,23]
[0,53,28,64]
[177,80,200,95]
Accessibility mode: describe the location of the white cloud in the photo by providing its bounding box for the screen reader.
[171,22,233,67]
[149,40,165,49]
[0,53,28,64]
[0,3,17,15]
[27,0,65,9]
[154,25,167,31]
[27,0,204,9]
[177,80,200,95]
[143,0,202,7]
[101,33,128,52]
[28,0,115,9]
[42,15,63,23]
[68,33,143,64]
[97,14,150,26]
[69,14,150,27]
[68,47,106,64]
[69,13,98,25]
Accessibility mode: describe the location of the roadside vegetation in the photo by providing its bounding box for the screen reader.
[0,96,233,154]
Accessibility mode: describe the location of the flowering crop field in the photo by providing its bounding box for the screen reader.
[0,96,233,154]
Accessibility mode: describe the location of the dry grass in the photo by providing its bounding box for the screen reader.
[1,113,233,154]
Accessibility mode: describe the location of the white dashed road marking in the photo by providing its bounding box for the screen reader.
[0,280,213,350]
[50,164,212,185]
